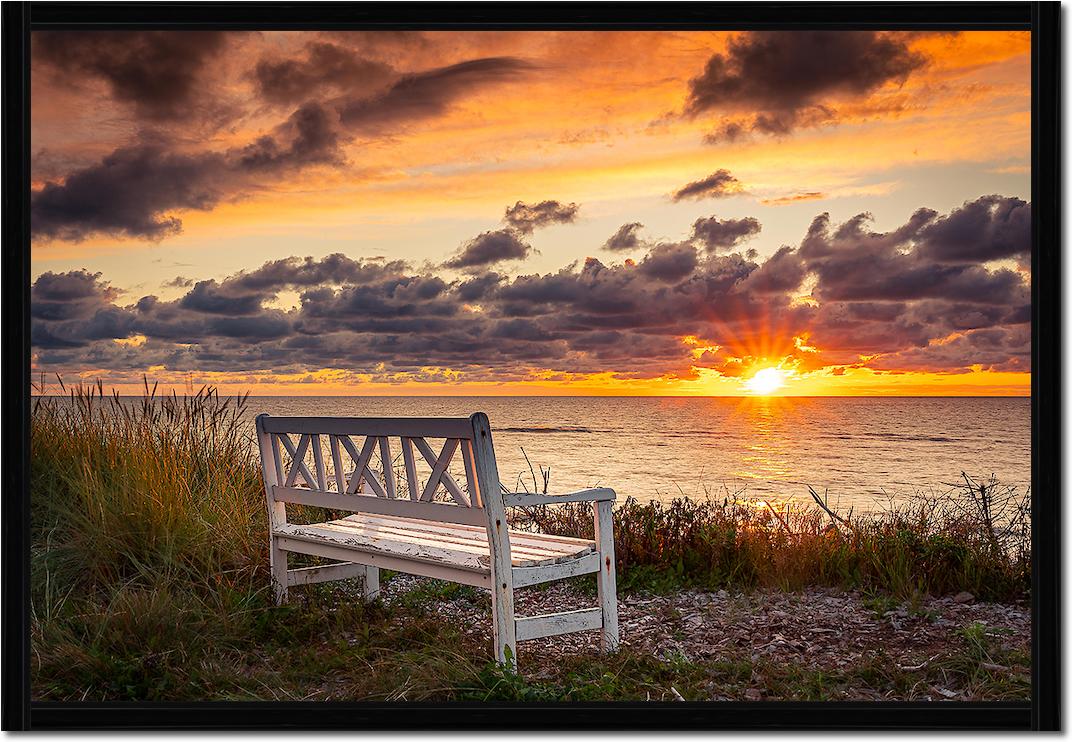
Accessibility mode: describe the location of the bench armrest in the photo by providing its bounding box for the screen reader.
[502,487,616,507]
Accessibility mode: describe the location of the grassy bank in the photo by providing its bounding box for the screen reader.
[30,383,1030,701]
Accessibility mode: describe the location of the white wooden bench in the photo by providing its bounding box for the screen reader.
[254,412,618,668]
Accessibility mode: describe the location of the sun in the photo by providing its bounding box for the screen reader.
[745,367,787,395]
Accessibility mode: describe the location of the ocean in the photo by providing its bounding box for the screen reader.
[242,396,1031,511]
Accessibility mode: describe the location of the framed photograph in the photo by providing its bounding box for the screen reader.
[3,1,1059,731]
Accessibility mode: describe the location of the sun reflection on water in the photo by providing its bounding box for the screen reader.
[732,396,794,482]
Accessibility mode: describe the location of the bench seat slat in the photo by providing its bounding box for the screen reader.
[275,513,595,570]
[324,516,590,564]
[309,520,553,567]
[276,522,492,571]
[361,511,599,550]
[349,513,595,560]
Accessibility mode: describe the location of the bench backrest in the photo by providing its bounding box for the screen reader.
[254,412,505,529]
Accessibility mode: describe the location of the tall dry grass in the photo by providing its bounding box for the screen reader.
[31,378,265,595]
[515,478,1030,601]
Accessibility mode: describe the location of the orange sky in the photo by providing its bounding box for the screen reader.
[30,30,1032,396]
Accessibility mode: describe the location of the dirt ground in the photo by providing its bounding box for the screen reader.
[381,575,1031,701]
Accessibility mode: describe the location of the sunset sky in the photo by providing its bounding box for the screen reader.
[29,30,1031,396]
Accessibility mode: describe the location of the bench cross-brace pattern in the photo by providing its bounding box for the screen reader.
[255,412,619,669]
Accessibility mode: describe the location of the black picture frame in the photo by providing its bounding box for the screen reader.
[2,1,1059,730]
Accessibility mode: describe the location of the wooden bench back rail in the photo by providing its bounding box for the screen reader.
[256,415,486,518]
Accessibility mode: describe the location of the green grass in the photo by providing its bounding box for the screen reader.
[29,381,1030,701]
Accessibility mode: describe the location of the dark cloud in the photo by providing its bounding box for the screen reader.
[211,313,292,340]
[671,169,745,201]
[690,215,761,251]
[33,31,228,121]
[702,120,748,145]
[31,197,1032,383]
[740,246,806,293]
[253,41,395,105]
[30,100,351,241]
[179,280,265,316]
[915,195,1030,264]
[457,272,505,301]
[798,199,1030,308]
[32,305,137,349]
[685,31,926,138]
[502,200,579,234]
[31,145,226,241]
[338,57,535,133]
[32,55,536,243]
[229,254,408,292]
[445,230,532,270]
[164,276,194,289]
[868,326,1029,374]
[602,222,646,252]
[233,102,346,172]
[637,243,699,282]
[31,270,119,321]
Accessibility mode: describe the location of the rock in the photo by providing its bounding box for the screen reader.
[744,688,763,701]
[953,591,975,604]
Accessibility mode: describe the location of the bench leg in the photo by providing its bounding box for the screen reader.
[270,538,289,605]
[594,500,619,652]
[362,565,380,602]
[491,581,517,670]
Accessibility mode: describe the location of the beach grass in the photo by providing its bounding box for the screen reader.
[29,382,1030,701]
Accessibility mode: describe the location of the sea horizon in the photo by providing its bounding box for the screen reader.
[32,392,1032,399]
[45,394,1028,512]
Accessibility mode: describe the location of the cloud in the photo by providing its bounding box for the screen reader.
[31,55,537,243]
[671,169,746,201]
[502,200,579,234]
[31,144,226,241]
[445,230,532,270]
[602,222,647,251]
[457,272,505,301]
[252,41,395,105]
[867,326,1029,374]
[179,280,265,316]
[228,254,408,291]
[762,192,827,206]
[702,120,748,144]
[33,31,229,122]
[915,195,1030,263]
[739,246,806,294]
[232,102,346,172]
[31,102,349,241]
[799,199,1030,308]
[690,216,761,251]
[338,57,535,133]
[31,197,1032,384]
[685,31,927,138]
[31,269,119,321]
[637,243,699,282]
